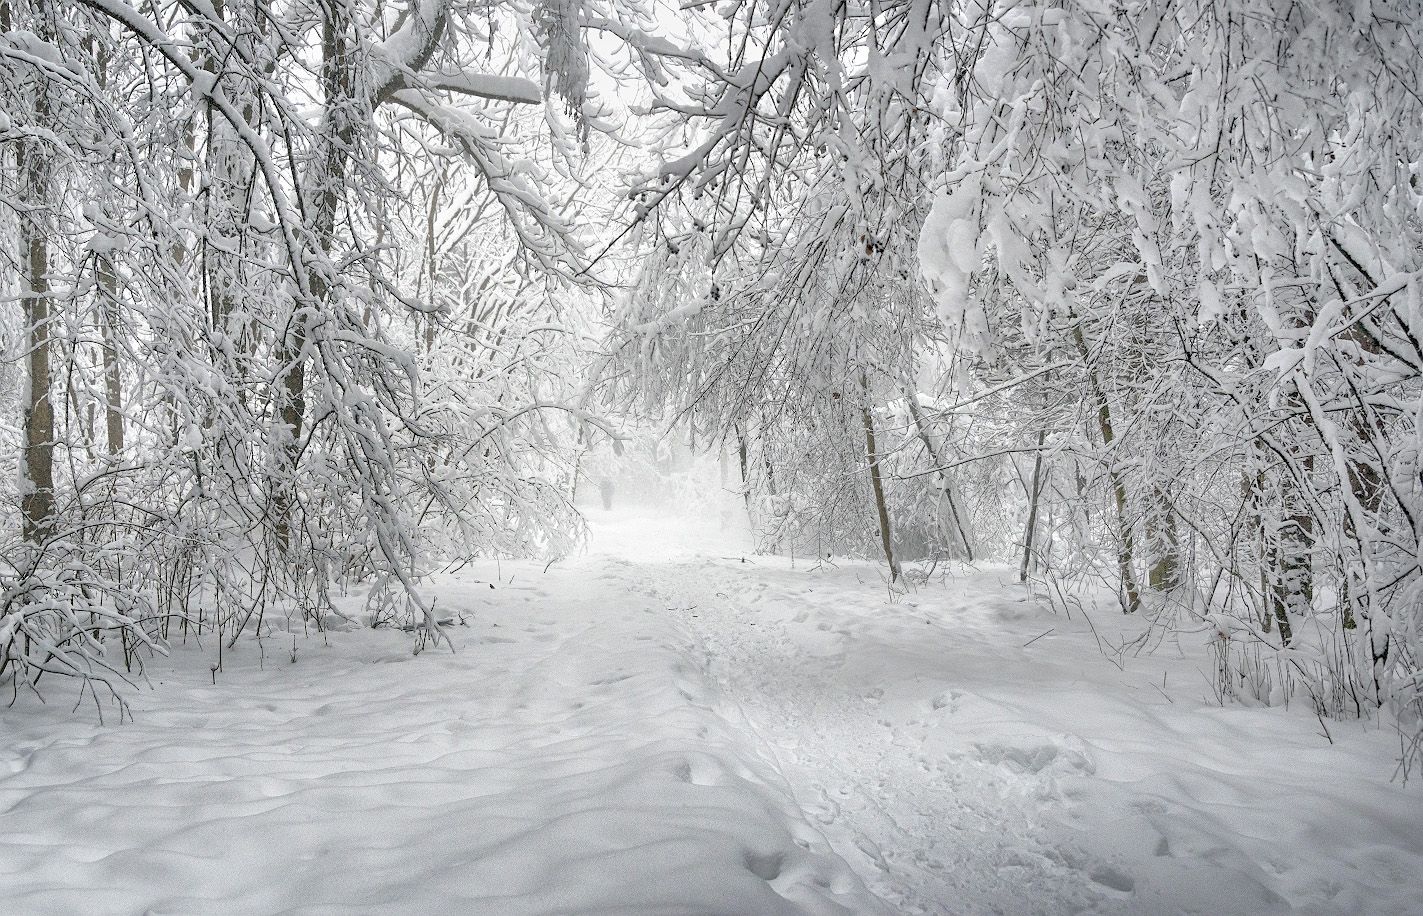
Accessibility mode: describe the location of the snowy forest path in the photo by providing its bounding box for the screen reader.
[588,510,1423,916]
[0,530,893,916]
[614,551,1107,916]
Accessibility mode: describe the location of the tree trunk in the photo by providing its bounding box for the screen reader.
[206,0,262,338]
[87,35,125,460]
[1073,324,1141,613]
[905,391,974,561]
[860,378,898,582]
[16,9,55,544]
[21,198,54,544]
[1020,430,1046,583]
[1268,458,1313,641]
[1147,487,1180,591]
[759,419,777,497]
[98,255,124,457]
[737,427,753,519]
[1266,290,1319,639]
[274,1,355,554]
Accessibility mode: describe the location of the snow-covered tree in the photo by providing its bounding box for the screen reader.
[916,0,1423,756]
[0,0,656,699]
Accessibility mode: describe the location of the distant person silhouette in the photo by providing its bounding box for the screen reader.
[600,478,615,511]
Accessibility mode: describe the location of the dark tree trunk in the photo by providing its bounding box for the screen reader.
[1021,430,1046,583]
[860,377,898,582]
[1147,487,1180,591]
[1073,324,1141,613]
[98,255,124,457]
[15,3,55,544]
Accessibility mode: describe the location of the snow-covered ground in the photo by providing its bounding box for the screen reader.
[2,506,1421,915]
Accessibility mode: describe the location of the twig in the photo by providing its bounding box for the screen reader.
[1023,628,1054,647]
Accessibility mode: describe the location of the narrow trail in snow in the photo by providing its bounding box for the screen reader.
[619,553,1106,916]
[0,548,891,916]
[587,512,1423,916]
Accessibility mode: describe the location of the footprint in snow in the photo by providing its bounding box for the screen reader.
[743,850,785,881]
[808,785,836,824]
[931,689,962,713]
[975,736,1095,776]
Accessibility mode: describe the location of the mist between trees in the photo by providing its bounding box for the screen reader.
[2,0,1421,774]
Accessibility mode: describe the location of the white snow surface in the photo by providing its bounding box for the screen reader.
[2,507,1422,915]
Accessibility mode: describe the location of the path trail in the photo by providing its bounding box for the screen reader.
[608,550,1101,915]
[0,513,885,916]
[590,508,1423,916]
